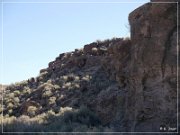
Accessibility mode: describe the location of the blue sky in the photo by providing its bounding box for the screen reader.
[0,0,149,84]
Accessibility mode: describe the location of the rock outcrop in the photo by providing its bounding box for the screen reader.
[2,0,179,133]
[126,1,179,131]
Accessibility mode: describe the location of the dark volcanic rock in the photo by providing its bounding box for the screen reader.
[125,1,178,131]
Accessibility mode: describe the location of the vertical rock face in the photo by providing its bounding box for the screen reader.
[125,1,179,131]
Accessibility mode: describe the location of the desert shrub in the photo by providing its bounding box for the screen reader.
[42,90,52,98]
[38,71,50,83]
[22,86,31,94]
[2,116,43,132]
[18,115,31,123]
[58,107,73,114]
[62,75,68,81]
[54,85,60,90]
[61,74,75,82]
[3,116,16,125]
[82,75,91,81]
[27,106,37,117]
[39,80,60,94]
[39,82,61,98]
[47,110,56,116]
[1,106,106,132]
[48,97,56,105]
[7,102,14,109]
[8,109,13,114]
[31,113,46,124]
[8,93,15,98]
[69,106,100,129]
[14,82,21,87]
[57,94,65,101]
[40,71,48,77]
[13,97,20,103]
[92,47,98,52]
[4,97,12,104]
[63,82,81,90]
[62,82,72,89]
[20,80,28,86]
[74,83,80,89]
[13,90,20,96]
[74,76,80,81]
[44,84,53,91]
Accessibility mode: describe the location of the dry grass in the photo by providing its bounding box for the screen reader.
[0,106,110,132]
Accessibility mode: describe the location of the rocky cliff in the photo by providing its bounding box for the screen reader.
[1,0,179,133]
[125,0,179,131]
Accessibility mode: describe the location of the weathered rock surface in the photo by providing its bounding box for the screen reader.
[126,1,179,131]
[2,0,179,133]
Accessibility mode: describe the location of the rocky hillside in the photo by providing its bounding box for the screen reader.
[1,0,179,133]
[0,84,6,105]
